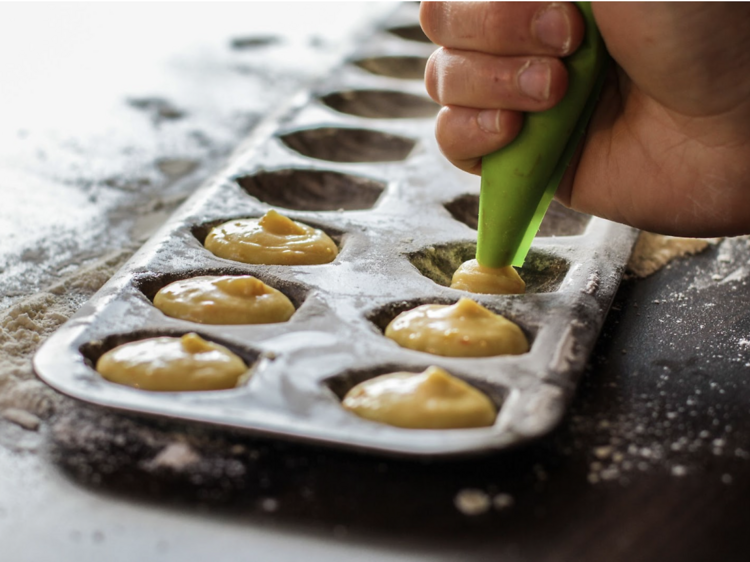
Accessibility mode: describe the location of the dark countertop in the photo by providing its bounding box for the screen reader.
[2,3,750,561]
[5,239,749,562]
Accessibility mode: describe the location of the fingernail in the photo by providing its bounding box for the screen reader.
[534,4,571,52]
[477,109,503,134]
[518,61,551,101]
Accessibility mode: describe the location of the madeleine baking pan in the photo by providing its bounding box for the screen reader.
[34,4,638,457]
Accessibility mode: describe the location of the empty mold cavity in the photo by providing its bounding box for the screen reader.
[237,169,385,211]
[386,24,433,44]
[230,35,280,49]
[353,55,428,80]
[133,269,310,310]
[320,90,439,119]
[80,330,260,375]
[324,364,508,411]
[408,242,569,293]
[279,127,416,163]
[445,194,591,237]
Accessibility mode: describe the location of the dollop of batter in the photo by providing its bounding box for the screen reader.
[450,259,525,295]
[153,275,295,325]
[204,210,338,265]
[342,366,496,429]
[385,297,529,357]
[96,333,247,391]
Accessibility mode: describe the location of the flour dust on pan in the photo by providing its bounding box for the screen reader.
[33,3,639,458]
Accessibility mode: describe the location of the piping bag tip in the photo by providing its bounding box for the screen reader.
[476,2,608,269]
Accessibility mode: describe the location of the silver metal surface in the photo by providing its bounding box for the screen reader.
[34,4,639,457]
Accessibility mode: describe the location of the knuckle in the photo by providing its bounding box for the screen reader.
[434,107,454,148]
[435,107,472,160]
[424,50,444,103]
[419,2,444,44]
[481,3,509,48]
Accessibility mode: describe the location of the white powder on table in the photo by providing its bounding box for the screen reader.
[454,488,491,516]
[627,232,716,279]
[0,248,133,419]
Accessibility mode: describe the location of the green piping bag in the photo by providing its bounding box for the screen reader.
[476,2,608,268]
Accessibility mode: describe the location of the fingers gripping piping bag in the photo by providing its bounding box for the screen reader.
[33,3,639,457]
[477,2,608,268]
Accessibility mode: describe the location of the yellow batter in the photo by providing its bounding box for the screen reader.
[96,333,247,391]
[385,297,529,357]
[153,275,294,325]
[342,366,496,429]
[450,259,525,295]
[204,210,338,265]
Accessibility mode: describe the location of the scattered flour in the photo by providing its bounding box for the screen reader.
[671,465,687,477]
[492,493,515,511]
[584,272,600,295]
[0,248,134,418]
[147,442,201,470]
[454,489,491,516]
[2,408,41,431]
[454,489,516,515]
[626,232,716,278]
[260,498,280,513]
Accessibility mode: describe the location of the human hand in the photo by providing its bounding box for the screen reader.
[421,2,750,237]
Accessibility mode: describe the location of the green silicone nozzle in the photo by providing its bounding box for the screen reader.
[476,2,608,268]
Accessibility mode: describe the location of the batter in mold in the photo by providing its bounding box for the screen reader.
[450,259,525,295]
[385,297,529,357]
[342,366,496,429]
[96,333,248,391]
[154,275,294,325]
[205,210,338,265]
